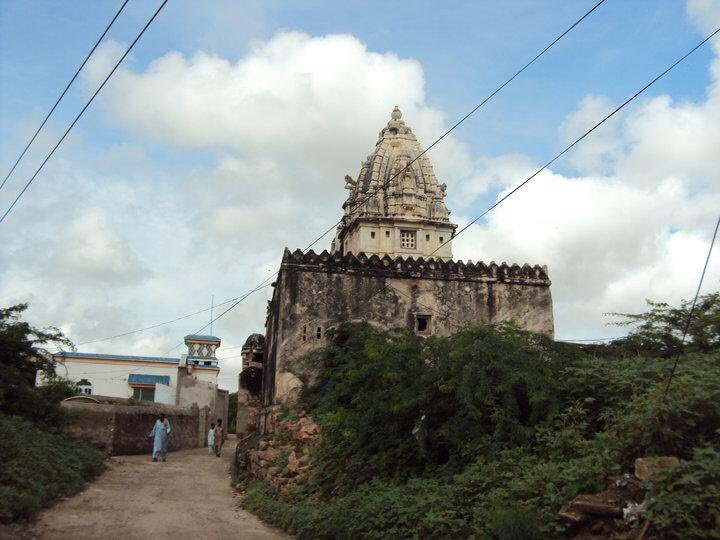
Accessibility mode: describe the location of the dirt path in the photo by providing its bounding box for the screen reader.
[29,438,288,540]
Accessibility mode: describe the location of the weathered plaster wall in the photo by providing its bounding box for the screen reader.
[262,249,554,413]
[176,372,218,409]
[62,401,200,455]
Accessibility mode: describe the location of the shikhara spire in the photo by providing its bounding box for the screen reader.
[332,107,457,260]
[341,106,452,222]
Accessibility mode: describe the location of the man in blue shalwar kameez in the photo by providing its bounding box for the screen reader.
[149,413,171,462]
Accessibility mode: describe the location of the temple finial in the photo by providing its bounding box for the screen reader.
[391,106,402,121]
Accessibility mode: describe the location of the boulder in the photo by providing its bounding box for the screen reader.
[634,457,679,481]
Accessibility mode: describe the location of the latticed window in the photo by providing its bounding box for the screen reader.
[400,230,416,249]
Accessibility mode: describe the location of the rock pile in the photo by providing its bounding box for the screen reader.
[241,413,320,494]
[557,457,679,538]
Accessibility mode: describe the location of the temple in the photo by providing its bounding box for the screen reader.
[237,108,555,434]
[331,106,456,260]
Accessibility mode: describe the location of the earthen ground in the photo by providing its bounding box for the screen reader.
[28,437,288,540]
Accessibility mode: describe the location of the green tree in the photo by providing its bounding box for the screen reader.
[607,292,720,357]
[0,304,76,427]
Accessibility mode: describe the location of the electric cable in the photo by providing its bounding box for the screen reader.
[427,25,720,258]
[0,0,130,193]
[55,1,605,352]
[299,0,608,254]
[161,0,609,349]
[663,213,720,396]
[0,0,170,226]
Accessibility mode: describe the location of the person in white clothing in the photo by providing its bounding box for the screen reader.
[207,423,216,455]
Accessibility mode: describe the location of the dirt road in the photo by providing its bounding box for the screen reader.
[29,438,287,540]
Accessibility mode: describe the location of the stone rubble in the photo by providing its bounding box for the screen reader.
[238,412,319,495]
[556,456,679,538]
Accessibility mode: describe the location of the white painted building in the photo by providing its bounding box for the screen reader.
[50,334,224,406]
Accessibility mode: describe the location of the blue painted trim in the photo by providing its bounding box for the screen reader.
[128,374,171,385]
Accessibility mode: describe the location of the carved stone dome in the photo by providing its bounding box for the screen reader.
[341,107,451,223]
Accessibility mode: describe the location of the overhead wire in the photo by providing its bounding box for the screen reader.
[358,26,720,341]
[159,0,609,351]
[426,24,720,259]
[0,0,170,226]
[0,0,131,193]
[663,213,720,396]
[50,0,605,352]
[298,0,608,254]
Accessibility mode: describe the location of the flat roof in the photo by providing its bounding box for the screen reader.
[55,351,179,364]
[184,334,221,342]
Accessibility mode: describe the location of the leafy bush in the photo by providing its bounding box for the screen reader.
[302,322,577,493]
[650,445,720,539]
[0,413,105,522]
[246,306,720,539]
[599,356,720,464]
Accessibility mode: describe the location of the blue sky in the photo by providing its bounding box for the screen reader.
[1,1,714,166]
[1,1,719,390]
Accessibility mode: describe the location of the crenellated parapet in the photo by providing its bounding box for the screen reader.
[280,248,550,286]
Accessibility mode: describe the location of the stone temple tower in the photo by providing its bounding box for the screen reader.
[255,107,554,433]
[331,107,456,260]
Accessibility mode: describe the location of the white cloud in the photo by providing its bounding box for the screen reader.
[454,8,720,339]
[686,0,720,43]
[88,32,488,199]
[56,208,148,285]
[4,11,720,396]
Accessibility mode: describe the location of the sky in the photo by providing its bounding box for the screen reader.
[1,0,719,392]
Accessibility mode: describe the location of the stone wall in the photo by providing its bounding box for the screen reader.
[262,249,553,412]
[62,400,200,455]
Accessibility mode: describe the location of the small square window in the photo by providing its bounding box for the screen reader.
[316,326,322,339]
[400,230,416,249]
[439,236,444,243]
[426,234,430,242]
[385,231,390,238]
[416,315,431,333]
[371,231,376,239]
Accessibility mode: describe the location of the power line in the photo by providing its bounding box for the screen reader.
[427,25,720,258]
[164,281,273,355]
[300,0,608,254]
[0,0,130,193]
[56,1,604,353]
[664,213,720,396]
[161,0,608,347]
[371,29,720,348]
[0,0,169,226]
[73,295,241,347]
[556,337,624,342]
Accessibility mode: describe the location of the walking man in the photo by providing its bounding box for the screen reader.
[149,413,172,462]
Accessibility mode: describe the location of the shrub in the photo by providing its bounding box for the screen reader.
[0,414,105,522]
[246,306,720,539]
[598,354,720,464]
[650,445,720,539]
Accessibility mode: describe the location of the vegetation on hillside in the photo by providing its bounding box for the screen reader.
[242,293,720,539]
[0,304,105,523]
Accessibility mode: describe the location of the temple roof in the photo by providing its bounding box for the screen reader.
[340,107,453,226]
